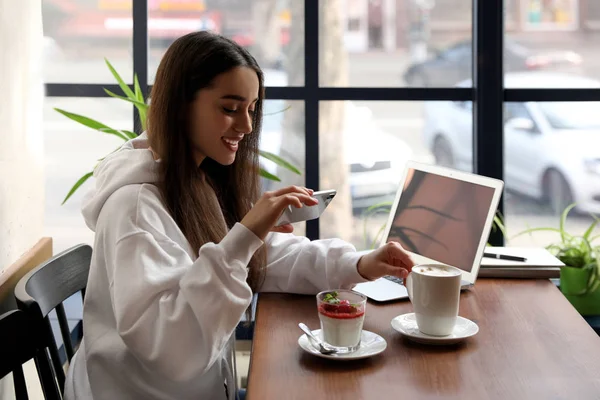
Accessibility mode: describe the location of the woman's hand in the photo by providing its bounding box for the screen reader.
[241,186,317,240]
[357,242,415,280]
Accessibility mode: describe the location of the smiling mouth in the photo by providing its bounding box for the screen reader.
[222,136,242,151]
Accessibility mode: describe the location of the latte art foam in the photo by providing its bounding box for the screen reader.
[415,265,461,277]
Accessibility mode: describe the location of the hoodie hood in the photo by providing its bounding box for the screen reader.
[82,132,159,232]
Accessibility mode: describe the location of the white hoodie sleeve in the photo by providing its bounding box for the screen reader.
[259,232,369,294]
[109,200,263,382]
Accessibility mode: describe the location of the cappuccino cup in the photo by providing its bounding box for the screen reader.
[405,264,462,336]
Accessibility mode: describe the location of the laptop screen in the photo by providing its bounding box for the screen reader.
[385,167,497,273]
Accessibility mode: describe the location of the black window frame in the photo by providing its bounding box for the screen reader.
[45,0,600,245]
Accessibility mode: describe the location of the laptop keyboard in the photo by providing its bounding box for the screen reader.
[383,275,404,285]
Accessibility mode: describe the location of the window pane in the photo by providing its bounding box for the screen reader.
[504,0,598,86]
[318,101,471,249]
[43,0,133,83]
[504,101,600,247]
[149,0,304,86]
[260,100,306,236]
[319,0,472,87]
[45,98,132,253]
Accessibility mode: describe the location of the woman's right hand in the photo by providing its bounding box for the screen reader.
[241,186,318,240]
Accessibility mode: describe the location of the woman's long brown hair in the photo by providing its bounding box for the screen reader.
[147,31,266,292]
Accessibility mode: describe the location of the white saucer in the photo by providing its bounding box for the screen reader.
[298,329,387,360]
[391,313,479,345]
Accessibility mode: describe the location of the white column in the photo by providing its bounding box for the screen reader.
[0,0,45,271]
[0,2,45,395]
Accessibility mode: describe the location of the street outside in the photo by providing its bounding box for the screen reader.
[43,38,600,254]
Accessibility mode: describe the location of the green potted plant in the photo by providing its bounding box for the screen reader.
[514,203,600,316]
[55,59,300,205]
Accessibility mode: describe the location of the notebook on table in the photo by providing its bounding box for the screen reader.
[479,247,564,279]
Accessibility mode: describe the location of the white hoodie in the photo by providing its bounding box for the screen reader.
[64,134,368,400]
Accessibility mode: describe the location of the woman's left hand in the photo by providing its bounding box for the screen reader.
[357,242,415,281]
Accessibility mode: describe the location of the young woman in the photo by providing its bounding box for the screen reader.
[65,31,414,400]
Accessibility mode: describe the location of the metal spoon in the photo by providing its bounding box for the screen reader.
[298,322,337,355]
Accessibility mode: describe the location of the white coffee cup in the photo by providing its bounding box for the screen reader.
[405,264,463,336]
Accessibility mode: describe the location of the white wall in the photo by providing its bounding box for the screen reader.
[0,0,45,397]
[0,1,45,268]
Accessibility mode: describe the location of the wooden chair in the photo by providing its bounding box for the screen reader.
[0,309,60,400]
[15,244,92,395]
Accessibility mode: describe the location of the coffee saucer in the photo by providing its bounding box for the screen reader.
[391,313,479,345]
[298,329,387,360]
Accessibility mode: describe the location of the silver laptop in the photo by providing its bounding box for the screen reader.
[353,161,504,302]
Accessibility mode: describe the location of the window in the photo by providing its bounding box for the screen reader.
[503,101,600,247]
[504,0,595,87]
[319,0,472,87]
[148,0,304,86]
[318,101,472,249]
[505,102,532,121]
[260,100,305,193]
[42,1,600,247]
[42,0,133,83]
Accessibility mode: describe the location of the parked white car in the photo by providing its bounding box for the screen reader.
[259,70,413,210]
[423,72,600,214]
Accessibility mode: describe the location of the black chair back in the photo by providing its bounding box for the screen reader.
[15,244,92,394]
[0,309,61,400]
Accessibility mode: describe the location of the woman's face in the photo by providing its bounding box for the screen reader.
[188,66,260,166]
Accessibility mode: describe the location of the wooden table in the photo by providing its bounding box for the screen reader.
[246,279,600,399]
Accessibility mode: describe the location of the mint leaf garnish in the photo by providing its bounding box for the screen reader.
[323,291,340,304]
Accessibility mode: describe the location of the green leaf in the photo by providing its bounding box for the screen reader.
[98,128,131,141]
[121,130,138,140]
[559,203,577,243]
[259,168,281,182]
[104,89,148,108]
[105,58,135,99]
[360,201,393,250]
[583,216,599,241]
[365,201,393,215]
[323,291,339,304]
[132,74,148,131]
[259,150,301,175]
[133,73,145,103]
[137,107,148,132]
[263,105,291,116]
[510,226,563,240]
[370,223,388,250]
[493,212,508,239]
[54,108,128,141]
[62,172,93,205]
[590,233,600,244]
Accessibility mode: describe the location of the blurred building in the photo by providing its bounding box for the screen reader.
[340,0,600,53]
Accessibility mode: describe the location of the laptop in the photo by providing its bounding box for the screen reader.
[353,161,504,302]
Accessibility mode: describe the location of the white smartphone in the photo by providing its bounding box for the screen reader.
[275,189,337,226]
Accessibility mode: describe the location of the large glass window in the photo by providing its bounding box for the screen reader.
[503,101,600,246]
[320,0,472,87]
[42,0,600,248]
[148,0,304,86]
[318,101,472,250]
[504,0,599,87]
[42,0,133,83]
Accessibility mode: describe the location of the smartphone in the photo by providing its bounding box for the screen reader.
[275,189,337,226]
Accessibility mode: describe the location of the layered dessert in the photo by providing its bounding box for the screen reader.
[317,290,366,349]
